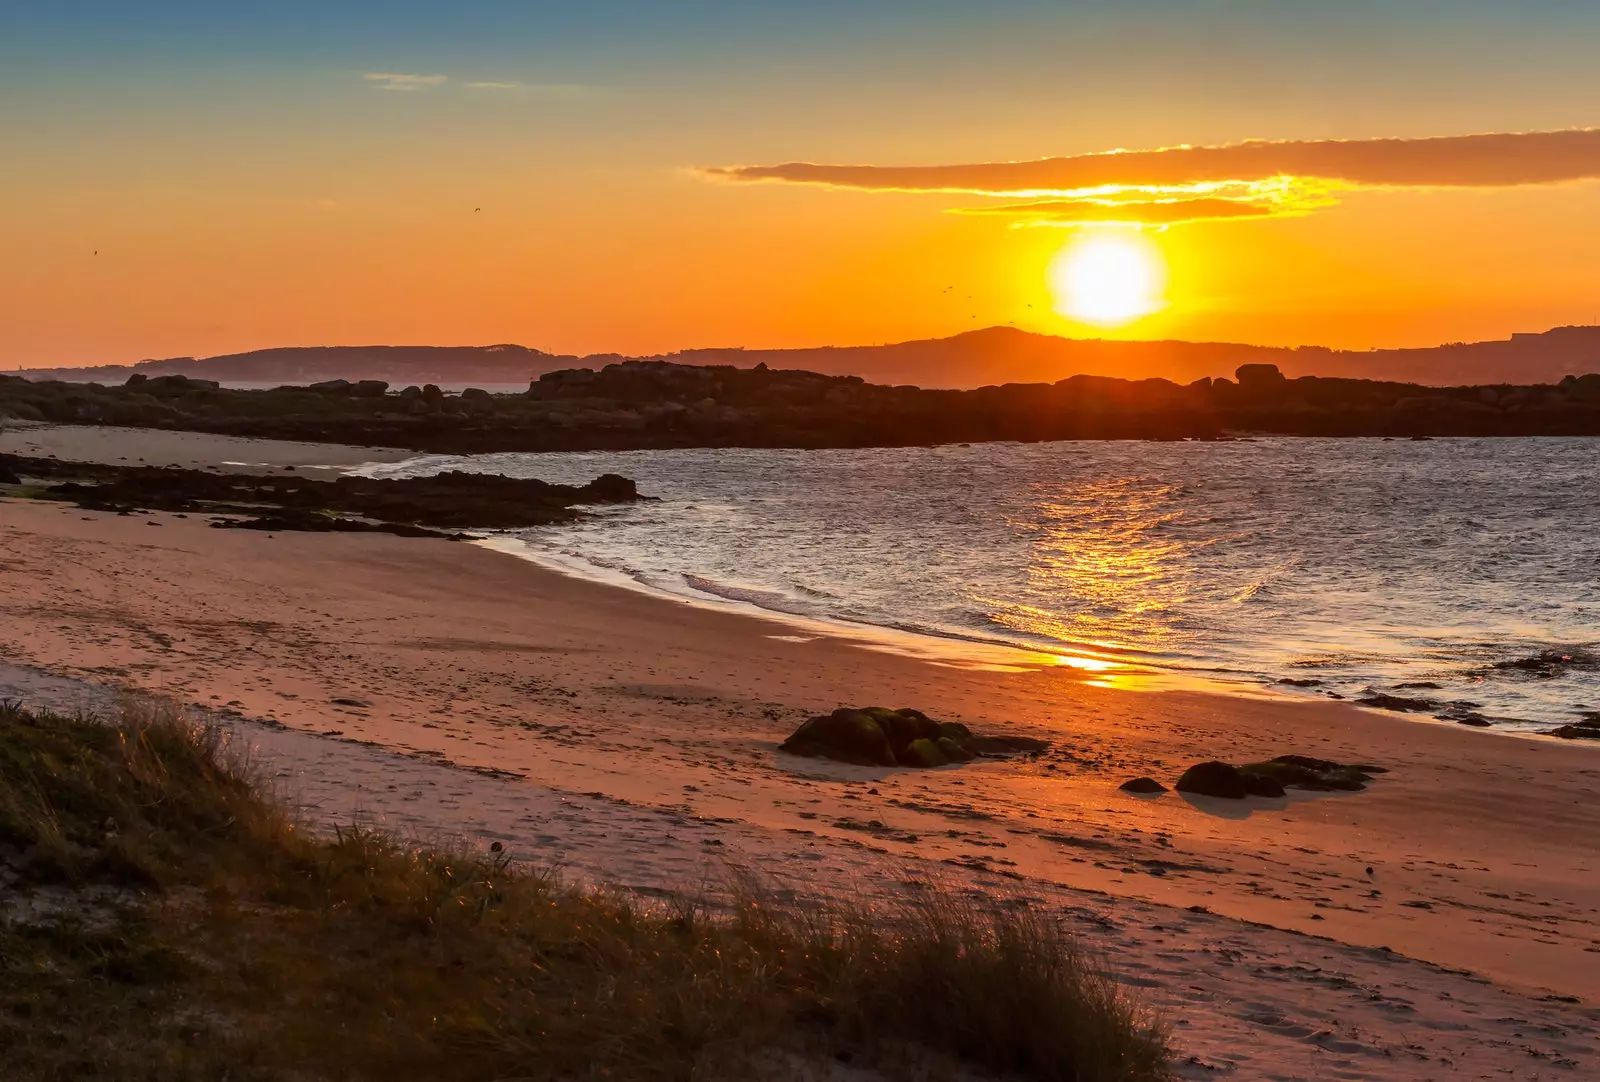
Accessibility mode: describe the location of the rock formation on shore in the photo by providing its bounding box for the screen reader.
[779,707,1048,768]
[5,359,1600,455]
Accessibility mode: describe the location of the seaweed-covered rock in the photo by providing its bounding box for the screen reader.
[1355,693,1441,713]
[901,738,947,768]
[1175,761,1248,799]
[1179,754,1387,799]
[1548,717,1600,741]
[1491,649,1599,679]
[779,706,1046,769]
[1119,777,1167,794]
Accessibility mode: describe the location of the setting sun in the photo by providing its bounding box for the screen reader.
[1047,232,1167,327]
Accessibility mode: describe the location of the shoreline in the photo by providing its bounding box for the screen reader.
[2,496,1597,989]
[4,425,1600,1077]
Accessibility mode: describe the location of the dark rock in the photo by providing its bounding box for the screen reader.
[1355,693,1442,713]
[310,379,352,392]
[1451,714,1493,727]
[10,455,644,532]
[1176,761,1248,800]
[779,706,1047,769]
[779,709,896,767]
[1179,754,1385,799]
[1395,681,1442,690]
[967,734,1050,755]
[1246,755,1385,791]
[936,736,975,763]
[1275,677,1324,687]
[1490,649,1599,679]
[1119,777,1168,794]
[1240,772,1287,798]
[901,738,948,768]
[1548,717,1600,740]
[0,455,19,485]
[353,380,389,397]
[399,385,423,399]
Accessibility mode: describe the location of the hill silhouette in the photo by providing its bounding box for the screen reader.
[12,325,1600,389]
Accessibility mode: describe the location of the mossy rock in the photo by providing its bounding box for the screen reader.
[900,738,947,768]
[1178,754,1385,799]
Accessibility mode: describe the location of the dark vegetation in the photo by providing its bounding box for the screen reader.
[6,356,1600,456]
[780,707,1050,768]
[1169,756,1387,800]
[0,454,641,536]
[0,699,1170,1081]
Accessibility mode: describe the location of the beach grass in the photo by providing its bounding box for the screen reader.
[0,697,1171,1081]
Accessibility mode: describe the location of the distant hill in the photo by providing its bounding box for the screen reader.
[13,325,1600,389]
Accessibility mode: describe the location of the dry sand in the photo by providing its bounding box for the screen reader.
[3,427,1599,1079]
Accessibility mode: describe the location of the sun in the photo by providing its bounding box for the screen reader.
[1047,231,1167,327]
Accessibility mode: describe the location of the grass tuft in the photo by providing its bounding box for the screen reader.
[0,698,1171,1081]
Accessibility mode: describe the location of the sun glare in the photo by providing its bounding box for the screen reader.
[1047,231,1167,327]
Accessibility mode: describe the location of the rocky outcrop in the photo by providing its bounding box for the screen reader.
[0,455,19,485]
[9,456,645,534]
[1176,755,1386,800]
[1548,716,1600,740]
[779,707,1047,769]
[1355,693,1442,713]
[9,359,1600,454]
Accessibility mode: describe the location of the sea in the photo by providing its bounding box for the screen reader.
[359,437,1600,731]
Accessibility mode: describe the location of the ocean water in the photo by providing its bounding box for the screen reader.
[362,438,1600,731]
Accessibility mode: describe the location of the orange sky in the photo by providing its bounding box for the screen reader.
[5,3,1600,368]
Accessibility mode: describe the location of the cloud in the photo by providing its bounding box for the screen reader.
[464,81,590,98]
[954,196,1284,226]
[704,129,1600,226]
[706,129,1600,195]
[363,72,448,91]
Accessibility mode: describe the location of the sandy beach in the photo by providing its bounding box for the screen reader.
[3,426,1599,1080]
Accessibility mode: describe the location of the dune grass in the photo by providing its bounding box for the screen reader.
[0,697,1171,1081]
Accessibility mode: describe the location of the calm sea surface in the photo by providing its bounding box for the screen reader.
[363,438,1600,730]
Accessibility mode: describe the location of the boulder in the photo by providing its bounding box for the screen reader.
[1119,777,1167,794]
[399,385,423,399]
[1548,717,1600,741]
[779,709,895,767]
[779,706,1047,769]
[1355,693,1441,713]
[1179,754,1387,798]
[0,455,19,485]
[1176,761,1248,799]
[936,736,975,763]
[901,738,948,768]
[310,379,352,393]
[353,380,390,397]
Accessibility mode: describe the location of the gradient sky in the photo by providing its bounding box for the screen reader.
[5,1,1600,368]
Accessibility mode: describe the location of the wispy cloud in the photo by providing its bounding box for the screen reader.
[704,129,1600,226]
[464,80,590,98]
[363,72,448,92]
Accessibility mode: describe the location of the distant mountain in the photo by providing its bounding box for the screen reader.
[14,325,1600,389]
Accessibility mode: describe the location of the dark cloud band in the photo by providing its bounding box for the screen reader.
[705,129,1600,195]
